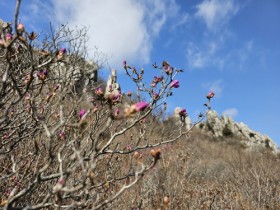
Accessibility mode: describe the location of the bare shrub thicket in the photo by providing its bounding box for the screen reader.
[2,2,278,210]
[0,1,213,209]
[113,128,280,209]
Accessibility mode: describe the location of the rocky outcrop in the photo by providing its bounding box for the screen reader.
[197,110,279,152]
[105,69,121,97]
[174,107,192,130]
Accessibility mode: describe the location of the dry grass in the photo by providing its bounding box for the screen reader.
[111,129,280,210]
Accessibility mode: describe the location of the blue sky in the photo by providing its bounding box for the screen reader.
[1,0,280,146]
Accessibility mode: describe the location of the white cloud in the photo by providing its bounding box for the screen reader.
[186,41,223,69]
[222,108,238,118]
[195,0,239,31]
[21,0,54,31]
[46,0,179,68]
[209,80,223,97]
[170,13,190,30]
[201,80,223,98]
[186,42,206,68]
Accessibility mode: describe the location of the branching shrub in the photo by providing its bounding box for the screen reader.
[0,1,212,209]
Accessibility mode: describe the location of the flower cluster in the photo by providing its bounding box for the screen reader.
[151,76,164,87]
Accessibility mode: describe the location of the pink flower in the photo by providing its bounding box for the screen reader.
[153,76,163,83]
[60,48,67,54]
[112,92,122,104]
[125,144,132,150]
[25,93,31,100]
[95,87,103,97]
[179,108,187,122]
[134,102,149,112]
[124,101,149,117]
[37,69,48,80]
[59,131,65,139]
[79,109,86,119]
[114,108,120,117]
[153,93,159,99]
[179,109,187,117]
[17,23,25,33]
[6,34,13,40]
[170,80,179,88]
[127,91,132,97]
[93,104,98,112]
[165,66,173,75]
[46,93,54,102]
[206,91,215,99]
[150,83,156,87]
[53,177,65,193]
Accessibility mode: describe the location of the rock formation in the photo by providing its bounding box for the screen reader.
[105,69,121,97]
[174,107,192,130]
[197,110,278,152]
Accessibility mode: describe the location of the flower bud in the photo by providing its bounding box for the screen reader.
[206,91,215,99]
[150,148,161,159]
[79,109,86,119]
[17,23,25,33]
[53,177,65,193]
[133,151,140,159]
[170,80,180,88]
[163,196,170,206]
[127,91,132,97]
[0,39,4,47]
[95,87,104,97]
[5,33,13,41]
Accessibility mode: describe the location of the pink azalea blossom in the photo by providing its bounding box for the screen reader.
[37,69,48,80]
[153,93,159,99]
[165,66,173,75]
[179,108,187,122]
[170,80,179,88]
[153,76,163,83]
[79,109,86,119]
[112,92,122,103]
[6,34,13,40]
[125,144,132,150]
[93,104,99,112]
[134,102,149,112]
[206,91,215,99]
[127,91,132,97]
[59,131,65,139]
[60,48,67,54]
[114,108,120,117]
[95,87,103,96]
[179,109,187,117]
[25,93,31,100]
[150,83,156,87]
[17,23,25,32]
